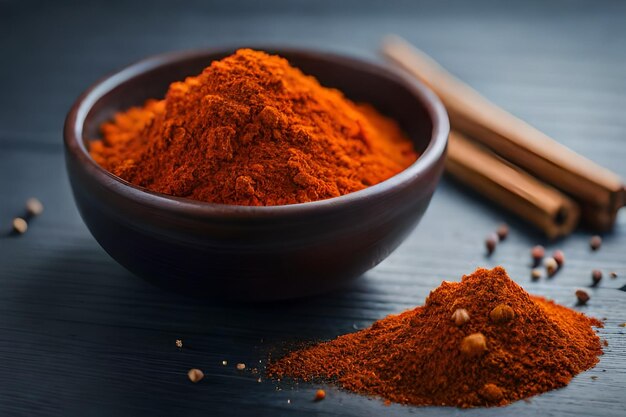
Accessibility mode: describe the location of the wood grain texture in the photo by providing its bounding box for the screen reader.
[0,1,625,416]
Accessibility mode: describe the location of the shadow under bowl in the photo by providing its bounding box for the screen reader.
[64,47,449,301]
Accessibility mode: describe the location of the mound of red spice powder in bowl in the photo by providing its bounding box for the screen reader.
[89,48,418,205]
[267,267,603,408]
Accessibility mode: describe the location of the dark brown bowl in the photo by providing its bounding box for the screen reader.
[64,47,449,301]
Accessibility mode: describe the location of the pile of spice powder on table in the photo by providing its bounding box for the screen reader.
[267,267,603,408]
[90,49,418,205]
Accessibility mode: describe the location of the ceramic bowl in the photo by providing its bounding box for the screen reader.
[64,47,449,301]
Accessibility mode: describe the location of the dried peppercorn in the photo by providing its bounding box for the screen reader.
[496,224,509,241]
[12,218,28,234]
[460,333,488,357]
[531,245,545,266]
[531,269,542,281]
[544,257,558,277]
[451,308,470,326]
[485,233,498,256]
[490,304,515,324]
[591,270,602,286]
[576,289,590,305]
[590,235,602,251]
[187,368,204,383]
[25,198,44,217]
[552,250,565,266]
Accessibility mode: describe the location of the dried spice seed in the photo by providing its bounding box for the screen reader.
[618,323,626,327]
[187,368,204,383]
[590,235,602,251]
[480,383,504,402]
[451,308,470,327]
[490,304,515,324]
[591,270,602,286]
[610,272,618,279]
[25,198,44,216]
[544,257,558,277]
[485,233,499,256]
[531,245,545,266]
[460,333,487,357]
[221,360,227,366]
[175,339,183,348]
[552,250,565,266]
[531,269,542,281]
[12,217,28,234]
[496,224,509,241]
[576,289,590,305]
[314,389,326,401]
[236,363,246,371]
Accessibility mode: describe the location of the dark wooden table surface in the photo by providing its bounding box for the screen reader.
[1,1,625,416]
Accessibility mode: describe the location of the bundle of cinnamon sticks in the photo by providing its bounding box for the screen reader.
[382,36,625,239]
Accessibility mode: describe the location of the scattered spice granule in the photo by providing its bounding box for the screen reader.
[602,340,609,347]
[222,360,228,366]
[591,376,598,380]
[25,197,44,217]
[12,217,28,234]
[460,333,488,357]
[451,308,470,327]
[236,363,246,371]
[531,245,545,266]
[314,389,326,401]
[552,250,565,266]
[480,383,504,402]
[175,339,183,348]
[590,235,602,251]
[187,368,204,383]
[610,272,618,279]
[576,289,590,305]
[496,224,509,241]
[531,269,542,281]
[619,323,626,328]
[489,304,515,324]
[485,233,498,256]
[591,270,603,286]
[544,257,558,277]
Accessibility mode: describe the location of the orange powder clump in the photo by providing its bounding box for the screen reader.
[267,267,603,408]
[90,49,418,205]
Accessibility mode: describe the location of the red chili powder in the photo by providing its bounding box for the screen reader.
[267,267,603,407]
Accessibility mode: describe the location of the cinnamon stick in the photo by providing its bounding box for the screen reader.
[447,131,579,239]
[382,35,625,231]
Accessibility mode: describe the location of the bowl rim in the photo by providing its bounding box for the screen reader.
[64,46,449,219]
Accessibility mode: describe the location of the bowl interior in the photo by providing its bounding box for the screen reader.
[80,48,434,162]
